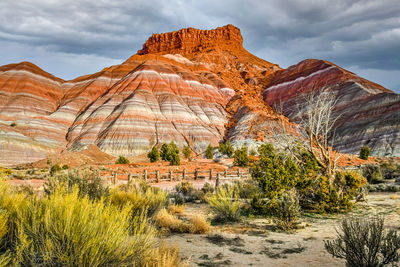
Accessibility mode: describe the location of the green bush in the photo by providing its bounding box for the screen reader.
[233,146,249,167]
[273,189,301,231]
[10,122,16,127]
[108,184,167,219]
[206,185,243,222]
[116,156,130,164]
[45,169,109,201]
[174,181,203,202]
[205,144,214,159]
[147,146,160,163]
[50,164,62,175]
[251,144,366,214]
[62,164,69,170]
[359,146,370,160]
[218,141,234,157]
[0,182,156,266]
[325,216,400,267]
[362,164,384,184]
[160,142,180,165]
[183,145,192,159]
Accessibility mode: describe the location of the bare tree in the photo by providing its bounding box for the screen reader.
[296,88,341,185]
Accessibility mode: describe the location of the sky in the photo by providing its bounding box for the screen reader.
[0,0,399,92]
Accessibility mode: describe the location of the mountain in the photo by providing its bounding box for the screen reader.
[262,59,400,156]
[0,25,398,166]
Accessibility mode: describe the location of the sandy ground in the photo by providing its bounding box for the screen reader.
[164,193,400,267]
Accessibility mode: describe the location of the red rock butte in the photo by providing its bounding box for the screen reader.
[137,24,244,55]
[0,25,399,166]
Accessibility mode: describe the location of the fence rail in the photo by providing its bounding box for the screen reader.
[99,168,250,185]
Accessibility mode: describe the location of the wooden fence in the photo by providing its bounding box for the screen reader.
[100,168,250,185]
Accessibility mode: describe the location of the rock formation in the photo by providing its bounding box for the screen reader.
[263,59,400,156]
[0,25,398,165]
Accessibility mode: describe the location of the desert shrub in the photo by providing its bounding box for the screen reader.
[160,142,180,165]
[116,155,130,164]
[174,181,203,202]
[325,216,400,267]
[168,204,185,215]
[359,146,370,160]
[45,169,109,200]
[145,242,188,267]
[108,184,167,219]
[182,145,192,159]
[50,163,62,175]
[160,144,171,161]
[362,164,384,183]
[273,189,301,231]
[251,144,366,214]
[169,152,180,166]
[201,182,215,194]
[380,161,400,180]
[0,182,156,266]
[189,215,210,234]
[205,144,214,159]
[154,209,209,234]
[218,141,234,158]
[62,164,69,170]
[206,185,243,222]
[10,122,16,127]
[233,146,249,167]
[147,146,160,163]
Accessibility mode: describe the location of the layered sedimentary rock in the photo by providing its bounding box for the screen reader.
[263,59,400,156]
[1,25,398,165]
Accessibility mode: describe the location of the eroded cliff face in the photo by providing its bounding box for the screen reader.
[263,59,400,156]
[0,25,398,165]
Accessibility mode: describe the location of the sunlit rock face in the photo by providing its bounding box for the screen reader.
[263,59,400,156]
[1,25,398,166]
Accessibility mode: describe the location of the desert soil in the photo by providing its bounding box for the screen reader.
[164,192,400,267]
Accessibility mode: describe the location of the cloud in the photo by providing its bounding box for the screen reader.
[0,0,398,92]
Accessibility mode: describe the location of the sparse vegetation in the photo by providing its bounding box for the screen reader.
[160,142,180,165]
[218,141,234,157]
[325,217,400,267]
[116,155,130,164]
[50,163,62,175]
[205,144,214,159]
[233,146,249,167]
[206,185,243,222]
[168,204,185,214]
[273,189,301,231]
[183,145,192,159]
[147,146,160,163]
[0,181,156,266]
[359,146,370,160]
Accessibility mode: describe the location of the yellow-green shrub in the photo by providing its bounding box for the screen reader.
[0,181,156,266]
[206,185,243,222]
[108,184,167,218]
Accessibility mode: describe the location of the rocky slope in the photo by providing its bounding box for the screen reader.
[0,25,398,165]
[263,59,400,156]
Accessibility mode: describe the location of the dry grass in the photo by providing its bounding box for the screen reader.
[189,215,210,234]
[155,209,210,234]
[168,204,185,214]
[145,242,189,267]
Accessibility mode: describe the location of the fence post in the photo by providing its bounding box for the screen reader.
[215,173,220,189]
[156,170,159,183]
[224,170,227,178]
[209,168,213,180]
[143,170,147,182]
[169,170,172,181]
[128,173,132,184]
[182,168,186,180]
[237,169,240,178]
[194,168,198,180]
[112,171,117,184]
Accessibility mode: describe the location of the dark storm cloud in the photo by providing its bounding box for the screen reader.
[0,0,399,91]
